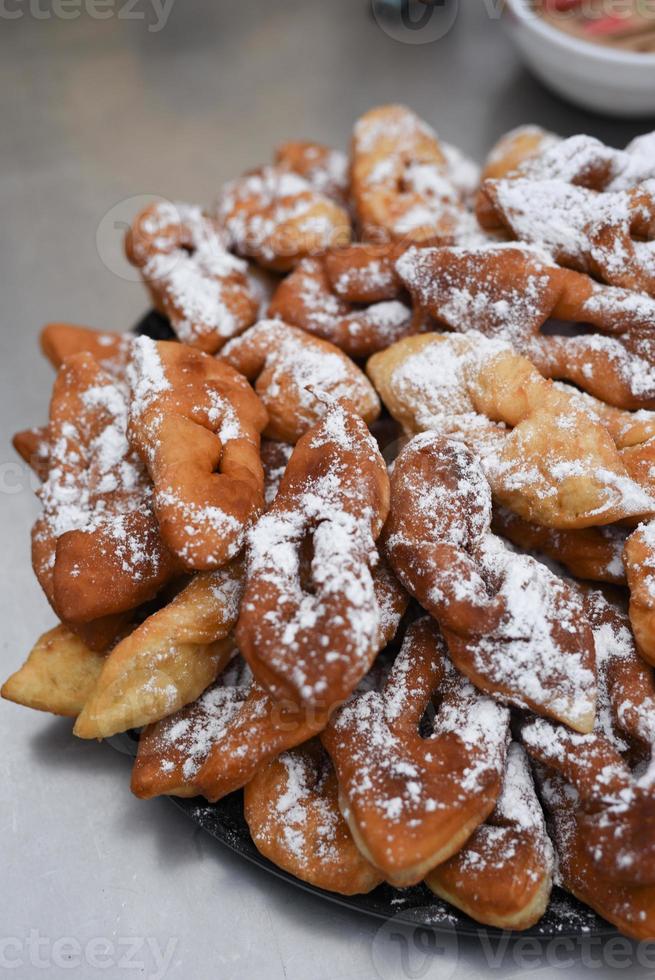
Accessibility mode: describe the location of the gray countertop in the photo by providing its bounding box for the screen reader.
[1,3,653,977]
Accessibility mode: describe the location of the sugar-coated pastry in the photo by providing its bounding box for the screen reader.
[220,318,380,442]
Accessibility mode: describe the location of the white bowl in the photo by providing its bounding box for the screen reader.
[503,0,655,117]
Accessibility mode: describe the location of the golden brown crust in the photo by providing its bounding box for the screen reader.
[125,202,259,352]
[244,740,383,895]
[75,561,243,739]
[13,426,49,482]
[396,244,655,410]
[269,257,416,359]
[1,625,107,717]
[218,165,351,272]
[131,655,326,801]
[367,332,655,529]
[220,318,380,442]
[522,591,655,886]
[32,352,178,625]
[322,617,509,886]
[383,434,597,732]
[236,404,390,711]
[40,323,130,373]
[351,105,462,244]
[126,338,267,570]
[492,507,627,586]
[274,141,349,207]
[426,744,553,931]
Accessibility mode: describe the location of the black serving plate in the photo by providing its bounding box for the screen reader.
[128,309,613,941]
[167,791,611,940]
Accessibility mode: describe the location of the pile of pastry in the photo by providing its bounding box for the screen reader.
[6,105,655,938]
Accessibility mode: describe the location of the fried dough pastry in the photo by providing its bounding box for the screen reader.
[220,319,380,442]
[351,105,471,245]
[625,521,655,664]
[537,768,655,942]
[13,417,134,651]
[521,591,655,886]
[396,243,655,409]
[1,625,107,718]
[131,657,325,801]
[33,352,177,625]
[426,744,554,931]
[125,201,259,353]
[126,337,267,570]
[476,125,560,229]
[480,125,560,184]
[500,131,655,193]
[383,434,597,732]
[274,141,349,207]
[244,740,384,895]
[268,257,415,359]
[479,131,655,234]
[481,176,655,296]
[13,425,49,482]
[217,165,351,272]
[74,560,243,739]
[132,557,406,802]
[236,403,390,710]
[40,323,131,375]
[492,507,627,586]
[322,617,509,887]
[322,243,405,304]
[367,332,655,529]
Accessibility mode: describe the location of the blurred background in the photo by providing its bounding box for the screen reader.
[2,0,652,385]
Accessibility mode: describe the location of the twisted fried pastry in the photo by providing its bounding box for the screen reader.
[480,125,560,184]
[1,625,107,718]
[236,403,390,710]
[126,337,267,570]
[33,352,177,625]
[133,558,406,802]
[322,243,406,304]
[130,655,323,800]
[383,433,596,732]
[536,768,655,942]
[14,420,135,651]
[74,559,243,739]
[476,125,560,229]
[40,323,131,376]
[13,425,50,482]
[351,105,471,244]
[426,744,554,931]
[244,740,384,895]
[274,141,349,207]
[268,257,415,359]
[220,319,380,442]
[396,243,655,410]
[322,617,510,886]
[217,165,351,271]
[125,201,259,352]
[367,332,655,528]
[521,591,655,886]
[479,131,655,235]
[492,507,627,586]
[481,176,655,296]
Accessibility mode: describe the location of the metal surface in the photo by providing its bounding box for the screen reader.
[1,4,653,978]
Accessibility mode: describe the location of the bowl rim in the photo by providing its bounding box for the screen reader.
[505,0,655,66]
